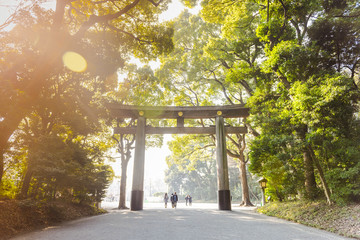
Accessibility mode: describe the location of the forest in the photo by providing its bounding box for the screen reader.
[0,0,359,208]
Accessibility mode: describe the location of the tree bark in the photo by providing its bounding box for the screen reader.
[113,133,134,209]
[118,158,129,209]
[308,146,332,205]
[275,188,283,202]
[0,112,26,183]
[0,148,4,183]
[18,166,33,199]
[238,157,254,206]
[227,134,253,206]
[303,147,317,200]
[298,125,317,200]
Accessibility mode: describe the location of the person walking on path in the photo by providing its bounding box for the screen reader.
[164,193,169,208]
[189,195,192,206]
[185,195,189,206]
[170,193,174,208]
[173,192,179,209]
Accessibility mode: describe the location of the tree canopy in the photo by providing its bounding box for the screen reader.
[158,0,360,205]
[0,0,174,202]
[1,0,359,206]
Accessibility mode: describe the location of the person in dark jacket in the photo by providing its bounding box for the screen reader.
[173,192,179,208]
[170,193,174,208]
[185,195,189,206]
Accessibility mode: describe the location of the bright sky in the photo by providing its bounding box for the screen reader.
[0,0,200,196]
[0,0,200,26]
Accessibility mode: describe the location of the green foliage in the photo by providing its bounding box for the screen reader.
[0,3,123,201]
[256,19,296,45]
[199,0,360,203]
[3,0,359,207]
[327,162,360,204]
[308,3,360,75]
[114,64,166,106]
[165,134,217,200]
[0,178,17,200]
[165,164,186,194]
[12,122,114,202]
[165,150,218,201]
[68,0,174,60]
[156,11,228,106]
[249,133,304,201]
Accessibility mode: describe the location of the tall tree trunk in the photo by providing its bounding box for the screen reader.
[303,147,317,200]
[0,112,25,183]
[275,188,283,202]
[227,134,253,206]
[0,148,4,184]
[239,158,254,206]
[113,133,134,210]
[118,159,129,209]
[18,167,33,199]
[308,146,332,205]
[299,125,317,200]
[209,161,217,200]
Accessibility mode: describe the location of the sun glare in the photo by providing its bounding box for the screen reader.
[62,51,87,72]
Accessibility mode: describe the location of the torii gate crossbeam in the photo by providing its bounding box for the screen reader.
[109,104,249,211]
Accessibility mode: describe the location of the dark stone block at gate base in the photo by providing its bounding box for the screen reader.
[218,190,231,210]
[131,190,144,211]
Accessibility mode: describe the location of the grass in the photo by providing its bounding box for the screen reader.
[257,201,360,239]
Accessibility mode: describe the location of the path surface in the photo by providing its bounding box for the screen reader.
[11,202,355,240]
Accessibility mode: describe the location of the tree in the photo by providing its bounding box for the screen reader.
[165,138,218,201]
[9,100,114,201]
[198,0,360,205]
[244,0,359,204]
[0,0,174,184]
[157,10,257,206]
[109,64,167,209]
[112,131,135,209]
[165,135,255,202]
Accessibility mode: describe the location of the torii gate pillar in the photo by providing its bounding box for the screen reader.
[216,116,231,210]
[130,116,146,211]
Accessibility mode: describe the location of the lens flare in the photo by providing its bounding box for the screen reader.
[62,51,87,72]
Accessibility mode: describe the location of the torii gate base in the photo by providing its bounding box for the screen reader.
[131,190,143,210]
[218,190,231,210]
[109,104,249,211]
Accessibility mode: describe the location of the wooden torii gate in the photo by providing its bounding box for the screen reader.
[109,104,249,211]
